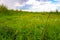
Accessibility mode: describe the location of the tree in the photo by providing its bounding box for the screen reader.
[0,5,8,13]
[56,9,58,14]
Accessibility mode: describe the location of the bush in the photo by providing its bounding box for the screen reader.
[0,5,8,12]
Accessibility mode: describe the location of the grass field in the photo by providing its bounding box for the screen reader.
[0,5,60,40]
[0,11,60,40]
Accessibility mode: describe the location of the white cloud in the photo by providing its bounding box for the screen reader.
[0,0,60,12]
[25,1,57,12]
[0,0,3,5]
[14,2,24,7]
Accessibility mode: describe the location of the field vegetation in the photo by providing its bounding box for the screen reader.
[0,5,60,40]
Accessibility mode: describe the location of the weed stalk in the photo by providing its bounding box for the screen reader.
[42,13,50,40]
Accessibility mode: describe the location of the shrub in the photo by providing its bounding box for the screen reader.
[0,5,8,13]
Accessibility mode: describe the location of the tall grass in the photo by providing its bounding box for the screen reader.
[0,5,60,40]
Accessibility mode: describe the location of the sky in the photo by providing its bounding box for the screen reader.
[0,0,60,12]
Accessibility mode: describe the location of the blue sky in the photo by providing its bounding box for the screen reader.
[0,0,60,12]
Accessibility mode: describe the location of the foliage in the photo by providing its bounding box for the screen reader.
[0,5,60,40]
[0,5,8,13]
[0,26,19,40]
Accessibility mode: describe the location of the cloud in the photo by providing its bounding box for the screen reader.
[0,0,60,12]
[24,0,57,12]
[24,1,57,12]
[16,4,32,10]
[0,0,28,9]
[36,0,48,2]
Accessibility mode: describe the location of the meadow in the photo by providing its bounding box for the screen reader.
[0,5,60,40]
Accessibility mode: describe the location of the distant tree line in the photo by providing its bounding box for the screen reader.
[0,5,60,14]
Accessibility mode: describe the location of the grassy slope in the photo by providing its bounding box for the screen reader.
[0,11,60,40]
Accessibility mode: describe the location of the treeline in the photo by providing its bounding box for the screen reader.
[0,5,60,15]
